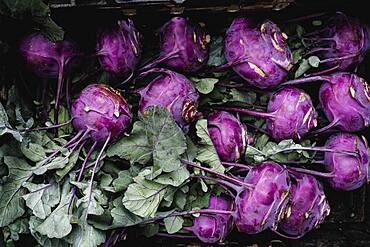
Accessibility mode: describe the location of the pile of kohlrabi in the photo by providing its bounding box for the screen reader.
[1,6,369,247]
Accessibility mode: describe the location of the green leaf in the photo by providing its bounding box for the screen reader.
[207,36,226,67]
[111,197,143,228]
[20,142,46,162]
[153,166,190,187]
[122,170,167,218]
[0,156,33,227]
[195,119,225,173]
[191,77,219,94]
[141,106,187,174]
[55,148,81,181]
[0,103,23,142]
[108,106,186,176]
[106,122,152,165]
[164,216,184,234]
[75,185,107,217]
[294,59,310,78]
[2,218,29,244]
[308,56,320,68]
[69,220,106,247]
[22,182,60,219]
[35,180,72,239]
[174,190,187,210]
[112,170,134,192]
[29,216,69,247]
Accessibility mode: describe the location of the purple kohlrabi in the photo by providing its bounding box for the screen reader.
[319,73,370,132]
[323,133,369,191]
[220,86,318,141]
[140,16,209,72]
[235,161,290,234]
[302,12,370,74]
[286,133,369,191]
[280,72,369,133]
[71,84,132,144]
[207,111,248,162]
[185,195,234,243]
[224,17,293,89]
[20,32,80,126]
[277,173,330,238]
[97,19,142,78]
[137,68,200,128]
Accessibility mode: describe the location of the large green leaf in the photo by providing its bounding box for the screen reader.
[22,182,60,219]
[122,170,167,218]
[195,119,225,173]
[111,197,143,228]
[0,156,33,227]
[108,106,187,175]
[35,180,72,239]
[0,103,23,142]
[164,216,184,234]
[29,216,69,247]
[107,121,151,165]
[69,219,106,247]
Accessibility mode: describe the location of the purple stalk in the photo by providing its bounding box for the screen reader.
[69,141,98,211]
[182,160,253,189]
[287,167,335,178]
[221,162,252,170]
[274,145,358,157]
[54,62,65,134]
[311,119,339,135]
[190,174,241,192]
[280,75,328,87]
[85,133,111,219]
[271,228,304,240]
[217,107,276,119]
[138,50,179,73]
[22,118,73,132]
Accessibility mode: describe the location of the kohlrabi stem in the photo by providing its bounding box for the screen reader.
[66,129,91,150]
[138,50,179,73]
[221,162,252,170]
[22,119,73,132]
[156,233,196,239]
[304,47,334,57]
[303,64,339,77]
[311,119,339,135]
[242,122,269,135]
[280,75,328,87]
[191,174,241,192]
[217,107,275,119]
[275,146,358,157]
[54,62,65,135]
[140,209,234,225]
[287,167,334,178]
[85,133,111,220]
[65,78,71,112]
[320,52,361,64]
[69,141,98,211]
[284,159,325,165]
[182,160,253,189]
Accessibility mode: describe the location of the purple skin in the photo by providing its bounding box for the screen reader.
[286,133,370,191]
[140,17,209,73]
[137,68,200,128]
[277,173,330,238]
[224,18,293,89]
[319,73,370,132]
[207,111,248,162]
[234,161,290,234]
[20,33,80,127]
[97,19,142,77]
[281,72,370,133]
[71,84,132,144]
[185,195,234,243]
[219,86,318,141]
[324,133,369,191]
[302,12,370,74]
